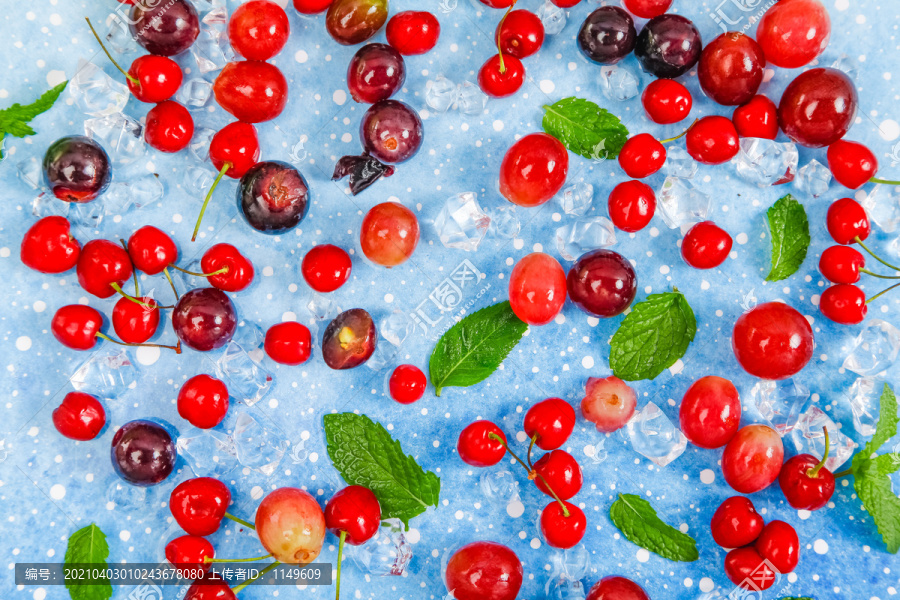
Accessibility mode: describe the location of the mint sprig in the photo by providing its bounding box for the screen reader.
[324,412,440,529]
[765,194,810,282]
[609,493,699,562]
[64,523,111,600]
[542,97,628,160]
[0,81,68,161]
[609,290,696,381]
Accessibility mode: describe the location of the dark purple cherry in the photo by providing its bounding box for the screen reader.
[111,420,176,486]
[322,308,377,370]
[347,43,406,104]
[130,0,201,57]
[635,14,702,79]
[577,6,636,65]
[361,99,423,164]
[43,136,112,203]
[237,160,310,234]
[172,288,238,352]
[778,68,858,148]
[567,249,637,318]
[326,0,388,45]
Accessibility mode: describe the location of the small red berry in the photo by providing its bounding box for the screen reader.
[457,421,506,467]
[618,133,666,179]
[586,576,650,600]
[819,245,864,284]
[112,296,160,344]
[679,375,741,449]
[755,520,800,574]
[608,180,656,232]
[533,449,582,500]
[686,116,740,165]
[508,252,567,326]
[778,452,835,511]
[201,243,255,292]
[681,221,733,269]
[478,54,525,98]
[127,55,183,104]
[170,477,232,536]
[641,79,692,125]
[826,197,871,244]
[145,100,194,153]
[264,322,312,365]
[228,0,290,61]
[820,284,867,325]
[165,535,214,576]
[324,485,382,545]
[51,305,103,351]
[76,239,134,299]
[732,94,779,140]
[710,496,764,549]
[496,10,544,59]
[182,575,236,600]
[388,364,427,404]
[827,139,878,190]
[20,216,81,274]
[178,374,230,429]
[551,0,580,6]
[52,392,106,440]
[128,225,178,275]
[293,0,333,14]
[213,61,288,124]
[622,0,671,18]
[210,122,261,180]
[540,501,586,549]
[724,546,776,590]
[500,133,569,207]
[301,244,352,293]
[523,398,576,450]
[386,11,440,56]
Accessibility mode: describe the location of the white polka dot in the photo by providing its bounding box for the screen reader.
[262,266,274,276]
[341,132,352,143]
[25,11,35,19]
[172,214,183,223]
[736,232,749,245]
[136,346,160,366]
[49,484,65,500]
[333,90,347,105]
[0,247,10,258]
[49,13,62,25]
[530,538,541,549]
[699,578,714,593]
[15,337,32,351]
[47,70,66,86]
[835,0,849,9]
[539,80,555,94]
[506,499,524,518]
[700,469,715,484]
[119,530,130,541]
[492,120,504,132]
[879,119,900,141]
[636,548,650,562]
[406,528,420,544]
[582,356,594,369]
[454,510,464,520]
[33,301,46,313]
[814,539,829,554]
[295,50,308,63]
[309,452,318,462]
[384,294,394,303]
[251,486,264,500]
[282,311,297,322]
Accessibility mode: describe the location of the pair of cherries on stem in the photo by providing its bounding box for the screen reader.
[478,2,544,98]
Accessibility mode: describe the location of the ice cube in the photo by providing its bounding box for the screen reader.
[848,376,881,437]
[748,378,810,436]
[546,578,587,600]
[177,78,214,108]
[624,402,687,467]
[232,411,287,476]
[184,165,216,195]
[380,311,415,347]
[425,76,458,113]
[793,159,832,198]
[842,319,900,377]
[549,544,590,581]
[663,146,698,180]
[129,175,165,208]
[106,480,148,511]
[555,217,617,261]
[862,185,900,234]
[832,54,860,82]
[70,200,106,235]
[84,112,145,164]
[17,158,43,190]
[191,25,234,74]
[349,519,412,576]
[307,293,340,321]
[656,177,711,229]
[733,138,798,187]
[791,406,855,471]
[457,81,487,115]
[192,0,227,13]
[70,59,130,117]
[600,65,640,102]
[215,340,274,406]
[556,182,594,216]
[479,470,520,506]
[104,16,139,54]
[70,349,137,397]
[434,192,491,252]
[537,0,567,35]
[488,205,521,239]
[202,5,228,26]
[177,428,239,479]
[32,193,70,219]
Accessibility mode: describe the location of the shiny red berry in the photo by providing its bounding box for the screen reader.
[228,0,290,61]
[293,0,333,14]
[540,501,586,549]
[496,10,544,59]
[586,576,650,600]
[386,11,440,55]
[622,0,671,18]
[710,496,763,549]
[608,180,656,232]
[128,225,177,275]
[679,375,741,449]
[478,54,525,98]
[820,284,867,325]
[170,477,232,536]
[681,221,732,269]
[778,452,835,511]
[145,100,194,153]
[165,535,214,576]
[178,374,230,429]
[457,421,506,467]
[618,133,666,179]
[698,32,766,106]
[724,546,776,590]
[52,391,106,440]
[388,364,427,404]
[324,485,382,545]
[686,116,740,165]
[732,95,779,140]
[755,520,800,574]
[826,197,870,244]
[508,252,567,326]
[201,243,255,292]
[722,424,784,494]
[819,245,864,284]
[500,133,569,207]
[112,296,160,344]
[210,122,261,179]
[523,398,576,450]
[51,305,103,351]
[301,244,352,293]
[213,61,288,123]
[757,0,830,69]
[533,449,582,500]
[827,140,878,190]
[264,322,312,365]
[20,216,81,274]
[732,302,814,380]
[77,239,134,299]
[182,574,236,600]
[127,55,183,103]
[641,79,692,124]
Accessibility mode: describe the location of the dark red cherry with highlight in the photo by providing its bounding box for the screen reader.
[347,43,406,104]
[779,449,835,511]
[724,546,776,590]
[201,243,255,292]
[321,308,377,370]
[681,221,732,269]
[112,296,160,344]
[53,392,106,441]
[210,122,261,180]
[388,364,427,404]
[540,501,586,549]
[178,374,230,429]
[641,79,692,124]
[213,61,288,123]
[686,116,739,165]
[324,485,382,545]
[710,496,763,549]
[302,245,352,293]
[129,0,199,57]
[172,288,238,352]
[51,305,103,351]
[698,31,766,106]
[778,68,857,148]
[170,477,232,536]
[500,133,569,207]
[533,449,582,500]
[264,322,312,366]
[820,284,867,325]
[755,520,800,574]
[608,180,656,232]
[165,535,214,576]
[457,421,506,467]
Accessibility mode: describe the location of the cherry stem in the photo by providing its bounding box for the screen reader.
[526,434,537,470]
[163,267,179,301]
[193,162,231,242]
[231,561,280,594]
[659,119,699,144]
[335,530,346,600]
[84,18,139,86]
[806,427,830,478]
[119,239,139,295]
[95,332,182,354]
[487,432,570,518]
[870,177,900,186]
[224,512,255,530]
[204,553,272,564]
[833,468,853,478]
[169,263,230,278]
[494,0,518,74]
[855,236,900,272]
[860,268,900,280]
[867,281,900,304]
[110,282,152,308]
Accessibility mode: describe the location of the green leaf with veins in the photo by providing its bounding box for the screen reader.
[64,523,111,600]
[765,194,810,282]
[0,81,68,161]
[609,493,699,562]
[541,97,629,160]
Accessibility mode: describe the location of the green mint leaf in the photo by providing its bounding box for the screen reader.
[609,493,699,562]
[765,194,810,282]
[865,384,898,457]
[428,301,527,396]
[542,97,628,160]
[64,523,112,600]
[873,453,900,475]
[0,81,68,161]
[324,412,440,529]
[609,290,696,381]
[855,470,900,554]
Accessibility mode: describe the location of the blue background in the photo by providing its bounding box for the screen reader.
[1,0,900,599]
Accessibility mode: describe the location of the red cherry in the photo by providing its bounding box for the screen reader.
[182,574,236,600]
[756,0,830,69]
[51,305,103,351]
[826,197,871,244]
[386,11,440,55]
[698,32,766,106]
[301,244,352,293]
[496,10,544,59]
[779,452,835,511]
[500,133,569,207]
[457,421,506,467]
[686,116,740,165]
[524,398,576,450]
[20,216,81,274]
[641,79,692,125]
[477,54,525,98]
[213,61,288,123]
[178,374,230,429]
[170,477,232,536]
[755,520,800,574]
[293,0,333,14]
[586,576,650,600]
[508,252,567,326]
[210,122,261,179]
[77,239,134,299]
[324,485,382,545]
[607,180,656,232]
[778,68,857,148]
[820,284,867,325]
[618,133,666,179]
[127,225,178,275]
[127,55,183,103]
[228,0,290,61]
[540,501,586,549]
[112,296,160,344]
[622,0,672,19]
[732,302,814,380]
[721,424,784,494]
[445,542,523,600]
[264,322,312,365]
[165,535,214,576]
[710,496,764,548]
[479,0,515,7]
[201,243,255,292]
[679,375,741,449]
[551,0,580,6]
[732,95,779,140]
[145,100,194,153]
[681,221,732,269]
[724,546,776,590]
[819,245,864,284]
[52,391,105,440]
[533,449,582,500]
[388,364,427,404]
[827,140,878,190]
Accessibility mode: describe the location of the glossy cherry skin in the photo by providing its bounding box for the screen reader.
[820,284,867,325]
[732,95,778,140]
[457,421,507,467]
[182,574,236,600]
[111,420,176,486]
[681,221,732,269]
[51,305,102,351]
[170,477,232,536]
[214,61,288,124]
[567,249,637,318]
[321,308,377,369]
[360,100,423,164]
[524,398,576,450]
[43,136,112,203]
[577,6,636,65]
[20,216,80,273]
[724,546,776,590]
[710,496,764,549]
[130,0,200,57]
[819,245,864,284]
[686,116,740,165]
[127,225,177,275]
[634,14,702,79]
[540,501,586,549]
[479,0,515,8]
[827,140,878,190]
[127,55,183,103]
[755,520,800,574]
[444,542,523,600]
[508,253,567,326]
[778,68,858,148]
[172,288,238,352]
[324,485,382,545]
[757,0,831,69]
[201,243,255,292]
[360,202,420,267]
[779,454,835,510]
[722,424,784,494]
[641,79,692,125]
[732,302,814,380]
[256,487,326,564]
[581,376,636,433]
[326,0,388,46]
[618,133,665,179]
[827,197,871,244]
[210,122,260,179]
[388,364,427,404]
[679,376,741,449]
[586,576,650,600]
[145,100,194,153]
[302,245,352,293]
[533,449,582,500]
[386,11,440,56]
[500,133,568,207]
[478,54,525,98]
[698,32,766,106]
[237,161,310,234]
[178,374,230,429]
[264,321,312,365]
[165,535,214,576]
[496,10,543,59]
[293,0,334,15]
[608,180,655,232]
[622,0,671,19]
[112,296,160,344]
[228,0,290,61]
[77,239,134,299]
[348,43,406,104]
[53,392,105,441]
